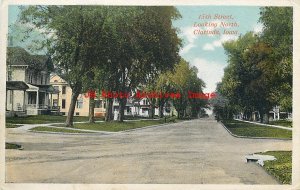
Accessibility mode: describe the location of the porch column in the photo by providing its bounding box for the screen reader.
[5,90,8,110]
[23,90,26,112]
[50,93,53,107]
[36,90,39,109]
[11,90,14,111]
[57,93,60,107]
[44,92,47,107]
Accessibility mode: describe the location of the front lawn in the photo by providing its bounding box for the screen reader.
[6,115,104,124]
[261,151,292,184]
[54,119,173,132]
[222,120,292,139]
[5,143,22,149]
[30,126,93,133]
[6,123,22,128]
[269,120,292,128]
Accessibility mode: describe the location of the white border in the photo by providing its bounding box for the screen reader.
[1,0,299,190]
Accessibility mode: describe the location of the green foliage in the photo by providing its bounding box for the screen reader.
[30,126,93,133]
[261,151,292,184]
[6,124,22,128]
[170,59,206,118]
[222,120,292,139]
[5,143,22,149]
[19,6,182,123]
[269,120,292,128]
[218,7,293,121]
[6,115,103,124]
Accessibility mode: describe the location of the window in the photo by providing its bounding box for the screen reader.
[53,99,58,106]
[76,98,83,109]
[62,99,66,109]
[95,100,102,108]
[62,86,66,94]
[54,80,58,82]
[103,102,106,109]
[76,112,80,116]
[54,86,59,91]
[143,99,148,105]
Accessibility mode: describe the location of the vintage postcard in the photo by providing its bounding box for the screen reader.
[1,0,299,190]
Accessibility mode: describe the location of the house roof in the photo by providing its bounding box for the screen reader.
[34,84,59,93]
[6,81,29,91]
[6,47,31,66]
[7,46,53,71]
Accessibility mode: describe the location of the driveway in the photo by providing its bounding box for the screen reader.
[5,118,291,184]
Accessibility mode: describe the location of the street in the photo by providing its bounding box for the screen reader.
[5,118,291,184]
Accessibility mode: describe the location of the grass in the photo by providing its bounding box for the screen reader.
[269,120,293,128]
[6,123,22,128]
[260,151,292,184]
[5,143,22,149]
[30,126,93,133]
[222,120,292,139]
[54,119,175,132]
[6,115,104,124]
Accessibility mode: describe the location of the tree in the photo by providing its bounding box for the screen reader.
[259,7,293,112]
[20,6,109,127]
[155,71,173,118]
[19,6,182,124]
[220,7,293,123]
[170,59,206,119]
[221,32,275,123]
[99,6,182,122]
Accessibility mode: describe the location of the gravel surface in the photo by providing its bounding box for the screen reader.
[5,118,291,184]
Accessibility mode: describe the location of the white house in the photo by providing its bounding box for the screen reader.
[6,46,59,116]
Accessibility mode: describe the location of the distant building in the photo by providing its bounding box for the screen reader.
[6,46,59,117]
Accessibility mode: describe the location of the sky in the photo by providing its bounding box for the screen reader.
[172,6,263,93]
[8,5,263,93]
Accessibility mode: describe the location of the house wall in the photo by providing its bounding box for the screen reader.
[6,90,26,111]
[25,70,49,85]
[50,75,106,117]
[10,66,26,81]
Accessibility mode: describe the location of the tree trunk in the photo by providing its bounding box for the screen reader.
[259,109,269,124]
[159,102,164,118]
[118,98,127,122]
[105,98,113,121]
[259,110,263,123]
[65,91,80,127]
[148,103,154,119]
[263,113,269,124]
[88,96,95,123]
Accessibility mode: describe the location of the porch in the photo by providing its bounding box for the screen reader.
[26,84,60,115]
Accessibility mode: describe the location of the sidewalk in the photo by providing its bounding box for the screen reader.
[11,118,164,134]
[234,119,292,131]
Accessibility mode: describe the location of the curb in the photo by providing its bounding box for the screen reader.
[26,120,183,135]
[219,121,292,141]
[234,119,292,131]
[28,130,106,136]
